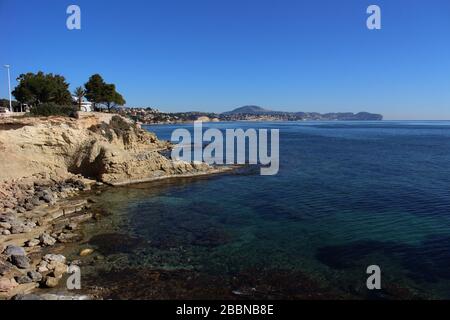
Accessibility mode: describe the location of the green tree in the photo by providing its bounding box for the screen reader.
[102,84,126,111]
[84,74,107,111]
[85,74,125,112]
[12,72,72,106]
[73,86,85,111]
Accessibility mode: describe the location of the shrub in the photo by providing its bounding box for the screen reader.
[29,103,77,117]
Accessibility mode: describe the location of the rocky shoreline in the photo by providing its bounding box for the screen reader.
[0,175,96,299]
[0,113,230,299]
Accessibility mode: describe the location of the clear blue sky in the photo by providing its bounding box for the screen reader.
[0,0,449,119]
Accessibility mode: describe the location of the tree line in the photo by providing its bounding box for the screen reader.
[11,71,125,112]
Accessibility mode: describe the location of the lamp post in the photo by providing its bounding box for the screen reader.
[4,65,12,112]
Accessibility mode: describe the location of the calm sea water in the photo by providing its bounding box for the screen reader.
[72,121,450,299]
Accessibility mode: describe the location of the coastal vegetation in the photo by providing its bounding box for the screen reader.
[8,71,126,116]
[29,103,76,117]
[73,87,86,111]
[84,74,125,112]
[12,72,73,106]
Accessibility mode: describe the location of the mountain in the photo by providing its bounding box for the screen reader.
[221,106,383,121]
[222,105,273,115]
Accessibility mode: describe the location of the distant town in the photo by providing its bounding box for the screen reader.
[0,71,382,123]
[116,105,383,124]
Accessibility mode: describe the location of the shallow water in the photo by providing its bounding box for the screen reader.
[70,121,450,299]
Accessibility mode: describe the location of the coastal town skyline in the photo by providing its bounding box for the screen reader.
[1,0,450,119]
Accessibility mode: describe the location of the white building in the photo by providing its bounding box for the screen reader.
[72,96,93,112]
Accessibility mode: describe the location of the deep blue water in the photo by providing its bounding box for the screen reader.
[76,121,450,299]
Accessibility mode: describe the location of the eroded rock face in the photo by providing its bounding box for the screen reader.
[0,113,214,194]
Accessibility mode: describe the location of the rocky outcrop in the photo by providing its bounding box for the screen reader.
[0,113,217,189]
[0,112,227,299]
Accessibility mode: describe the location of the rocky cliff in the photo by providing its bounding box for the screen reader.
[0,113,223,299]
[0,113,219,212]
[0,113,214,183]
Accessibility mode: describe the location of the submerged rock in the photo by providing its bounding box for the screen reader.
[79,248,94,257]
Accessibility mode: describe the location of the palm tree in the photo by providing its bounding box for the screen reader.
[74,87,85,111]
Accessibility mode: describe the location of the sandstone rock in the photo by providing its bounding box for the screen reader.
[24,221,36,228]
[0,277,18,292]
[26,238,41,247]
[11,223,32,234]
[39,233,56,246]
[52,263,68,278]
[37,265,49,273]
[43,254,66,264]
[0,222,11,229]
[45,276,60,288]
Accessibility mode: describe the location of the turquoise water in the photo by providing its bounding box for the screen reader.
[78,121,450,299]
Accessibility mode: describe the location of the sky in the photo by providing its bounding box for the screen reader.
[0,0,449,119]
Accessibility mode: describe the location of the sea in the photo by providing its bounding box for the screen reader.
[64,121,450,299]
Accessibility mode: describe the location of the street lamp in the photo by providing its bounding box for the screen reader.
[4,65,12,112]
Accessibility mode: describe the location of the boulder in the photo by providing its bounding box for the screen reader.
[15,275,32,284]
[11,255,30,269]
[43,254,66,264]
[52,263,68,278]
[26,239,41,247]
[27,271,43,282]
[45,276,60,288]
[3,245,26,257]
[39,233,56,246]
